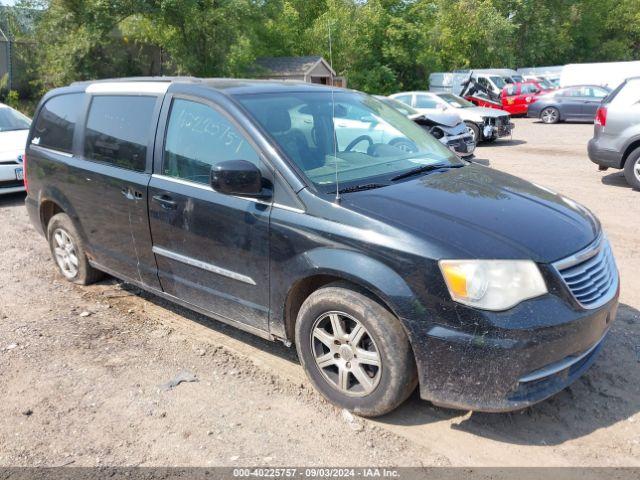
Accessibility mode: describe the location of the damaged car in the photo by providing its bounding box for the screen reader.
[26,78,618,417]
[389,91,513,143]
[374,95,475,158]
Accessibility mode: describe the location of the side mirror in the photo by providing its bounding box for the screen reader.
[210,160,268,198]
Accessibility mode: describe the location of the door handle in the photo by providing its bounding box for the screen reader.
[152,194,177,210]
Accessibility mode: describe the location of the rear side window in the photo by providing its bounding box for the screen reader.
[414,95,438,108]
[84,95,157,171]
[32,93,83,153]
[393,94,412,105]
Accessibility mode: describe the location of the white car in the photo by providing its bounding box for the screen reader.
[0,103,30,195]
[389,91,513,143]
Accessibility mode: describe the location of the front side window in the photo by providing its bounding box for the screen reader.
[84,95,157,171]
[0,107,30,132]
[163,98,261,185]
[237,91,460,193]
[32,93,84,153]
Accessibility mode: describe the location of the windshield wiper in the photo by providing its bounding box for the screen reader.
[331,183,388,194]
[391,163,463,182]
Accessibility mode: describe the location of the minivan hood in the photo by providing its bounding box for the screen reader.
[342,164,599,263]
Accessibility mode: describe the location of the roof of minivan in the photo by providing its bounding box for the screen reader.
[71,77,351,95]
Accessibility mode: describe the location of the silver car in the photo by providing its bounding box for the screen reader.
[588,77,640,189]
[389,91,513,143]
[374,96,475,158]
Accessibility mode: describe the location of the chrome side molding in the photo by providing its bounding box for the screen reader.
[152,246,256,286]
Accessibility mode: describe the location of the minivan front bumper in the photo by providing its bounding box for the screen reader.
[404,289,619,412]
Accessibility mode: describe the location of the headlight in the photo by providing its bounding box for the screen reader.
[439,260,547,311]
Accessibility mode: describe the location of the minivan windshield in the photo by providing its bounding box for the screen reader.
[237,91,461,193]
[436,93,475,108]
[0,107,30,132]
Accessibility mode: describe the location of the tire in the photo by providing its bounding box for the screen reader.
[47,213,103,285]
[295,283,418,417]
[540,106,560,124]
[465,122,480,143]
[623,147,640,190]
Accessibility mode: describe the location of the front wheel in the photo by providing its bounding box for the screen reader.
[295,284,417,417]
[623,147,640,190]
[465,122,481,143]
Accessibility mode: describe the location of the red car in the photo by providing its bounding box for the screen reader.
[500,81,554,115]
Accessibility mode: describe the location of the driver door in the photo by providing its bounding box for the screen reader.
[148,95,272,332]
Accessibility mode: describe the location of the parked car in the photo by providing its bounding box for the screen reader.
[0,103,31,195]
[374,95,475,158]
[501,81,555,116]
[527,85,611,124]
[588,77,640,189]
[390,91,513,143]
[26,78,619,416]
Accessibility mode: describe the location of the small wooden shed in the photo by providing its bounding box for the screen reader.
[254,56,346,87]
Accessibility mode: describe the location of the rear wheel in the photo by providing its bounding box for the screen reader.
[295,284,417,417]
[623,147,640,190]
[540,107,560,124]
[47,213,103,285]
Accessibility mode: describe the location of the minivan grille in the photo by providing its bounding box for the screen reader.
[555,237,618,309]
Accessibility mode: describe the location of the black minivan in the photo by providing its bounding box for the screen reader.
[25,78,619,416]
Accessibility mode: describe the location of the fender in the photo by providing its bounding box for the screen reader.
[36,184,89,243]
[269,246,422,340]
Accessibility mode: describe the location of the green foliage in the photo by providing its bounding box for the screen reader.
[6,90,19,109]
[14,0,640,97]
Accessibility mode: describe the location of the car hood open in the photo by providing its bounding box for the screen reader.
[341,164,599,263]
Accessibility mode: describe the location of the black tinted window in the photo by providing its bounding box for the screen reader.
[163,99,261,185]
[32,93,83,153]
[84,96,157,171]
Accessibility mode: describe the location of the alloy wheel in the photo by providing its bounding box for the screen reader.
[541,108,558,124]
[53,228,79,279]
[634,158,640,182]
[310,311,382,397]
[467,126,476,142]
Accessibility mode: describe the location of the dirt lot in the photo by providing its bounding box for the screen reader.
[0,118,639,467]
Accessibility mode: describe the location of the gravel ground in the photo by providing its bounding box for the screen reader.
[0,118,638,467]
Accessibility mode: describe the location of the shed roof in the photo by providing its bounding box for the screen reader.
[254,56,336,77]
